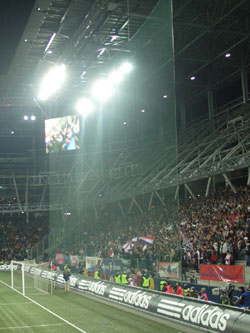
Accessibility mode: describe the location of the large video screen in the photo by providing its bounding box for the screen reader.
[45,115,80,153]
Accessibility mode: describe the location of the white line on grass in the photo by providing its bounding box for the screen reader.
[0,280,87,333]
[0,301,32,306]
[0,323,66,330]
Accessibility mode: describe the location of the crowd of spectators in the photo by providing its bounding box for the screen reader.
[1,185,250,272]
[179,186,250,270]
[0,213,48,261]
[56,202,180,267]
[58,185,250,271]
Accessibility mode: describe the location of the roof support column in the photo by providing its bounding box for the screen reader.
[184,183,196,200]
[128,198,134,214]
[205,177,212,197]
[133,198,143,214]
[13,174,22,211]
[117,200,125,217]
[207,90,214,120]
[223,173,236,193]
[155,190,166,206]
[180,103,186,130]
[25,176,29,224]
[247,167,250,186]
[241,70,249,104]
[148,192,154,211]
[174,185,179,201]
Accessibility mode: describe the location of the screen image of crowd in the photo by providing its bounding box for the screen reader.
[1,185,250,305]
[45,115,80,153]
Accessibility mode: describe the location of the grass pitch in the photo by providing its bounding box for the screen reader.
[0,271,181,333]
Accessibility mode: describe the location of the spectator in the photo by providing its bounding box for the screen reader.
[225,251,232,265]
[163,281,172,294]
[210,250,217,264]
[174,283,184,296]
[200,288,208,301]
[245,238,250,266]
[234,286,250,309]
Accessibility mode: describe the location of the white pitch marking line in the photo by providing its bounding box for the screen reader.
[0,301,32,306]
[0,280,87,333]
[0,323,66,330]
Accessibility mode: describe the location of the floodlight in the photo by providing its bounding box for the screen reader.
[119,62,132,74]
[44,33,56,53]
[190,76,196,80]
[108,70,124,85]
[123,121,127,125]
[23,115,28,120]
[225,53,231,58]
[76,98,94,116]
[91,79,113,101]
[10,130,14,134]
[30,115,36,120]
[163,95,168,99]
[38,64,66,101]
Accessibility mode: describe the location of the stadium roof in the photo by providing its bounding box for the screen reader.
[0,0,249,212]
[0,0,249,109]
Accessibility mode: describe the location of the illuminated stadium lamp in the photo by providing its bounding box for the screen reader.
[10,130,14,134]
[119,62,132,75]
[163,95,168,99]
[123,121,127,125]
[91,79,113,101]
[141,109,145,113]
[38,64,66,101]
[225,53,231,58]
[108,70,124,85]
[30,115,36,120]
[76,98,94,116]
[23,115,29,120]
[190,76,196,80]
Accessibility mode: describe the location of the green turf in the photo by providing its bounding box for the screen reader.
[0,271,181,332]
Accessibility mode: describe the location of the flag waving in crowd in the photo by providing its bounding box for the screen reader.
[138,236,155,246]
[122,236,155,254]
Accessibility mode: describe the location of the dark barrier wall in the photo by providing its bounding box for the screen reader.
[1,264,250,333]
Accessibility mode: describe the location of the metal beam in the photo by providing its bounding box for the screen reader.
[118,200,125,217]
[223,173,236,193]
[13,174,22,211]
[174,185,179,201]
[184,184,196,200]
[155,191,166,207]
[133,198,143,214]
[148,192,154,211]
[205,177,212,197]
[128,197,134,214]
[247,168,250,186]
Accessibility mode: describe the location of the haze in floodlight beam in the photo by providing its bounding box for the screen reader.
[38,64,66,101]
[91,79,113,101]
[76,98,94,116]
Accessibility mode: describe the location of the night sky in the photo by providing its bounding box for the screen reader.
[0,0,35,75]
